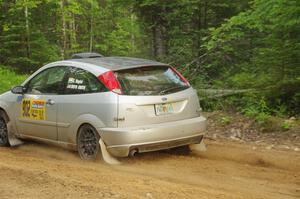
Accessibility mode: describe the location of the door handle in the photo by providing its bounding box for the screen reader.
[46,99,55,105]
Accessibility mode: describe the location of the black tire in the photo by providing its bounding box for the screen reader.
[77,124,100,160]
[0,111,9,147]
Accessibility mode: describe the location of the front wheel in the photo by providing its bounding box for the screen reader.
[77,124,100,160]
[0,112,9,147]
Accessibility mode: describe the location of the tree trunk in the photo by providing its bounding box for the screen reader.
[204,1,208,29]
[24,3,30,58]
[89,0,94,52]
[153,24,167,59]
[69,13,76,50]
[130,13,135,54]
[60,0,67,59]
[196,2,202,57]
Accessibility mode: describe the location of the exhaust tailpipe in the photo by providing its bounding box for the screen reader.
[129,149,138,157]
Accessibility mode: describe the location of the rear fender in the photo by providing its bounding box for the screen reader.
[67,114,105,145]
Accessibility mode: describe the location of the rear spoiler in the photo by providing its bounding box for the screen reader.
[71,52,103,59]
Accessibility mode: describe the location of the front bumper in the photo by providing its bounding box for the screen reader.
[99,116,206,157]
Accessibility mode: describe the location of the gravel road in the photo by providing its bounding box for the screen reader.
[0,140,299,199]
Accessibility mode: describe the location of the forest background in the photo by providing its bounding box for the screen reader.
[0,0,299,128]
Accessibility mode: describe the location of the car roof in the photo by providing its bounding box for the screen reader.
[21,57,169,86]
[69,56,168,71]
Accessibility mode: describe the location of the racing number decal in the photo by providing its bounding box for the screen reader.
[22,99,31,117]
[22,99,46,120]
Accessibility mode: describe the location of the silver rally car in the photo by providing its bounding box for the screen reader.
[0,53,206,161]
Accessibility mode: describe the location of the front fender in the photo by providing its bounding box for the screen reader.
[0,100,9,118]
[0,91,20,123]
[0,98,23,146]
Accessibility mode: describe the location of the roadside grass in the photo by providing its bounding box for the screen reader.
[0,66,28,94]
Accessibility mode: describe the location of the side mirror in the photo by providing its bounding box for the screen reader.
[11,86,25,94]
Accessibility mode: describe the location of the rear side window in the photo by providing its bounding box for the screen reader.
[64,67,107,94]
[115,66,190,96]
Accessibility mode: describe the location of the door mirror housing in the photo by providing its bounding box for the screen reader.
[11,86,25,94]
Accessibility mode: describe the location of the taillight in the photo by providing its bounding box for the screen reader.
[171,67,190,86]
[98,71,122,94]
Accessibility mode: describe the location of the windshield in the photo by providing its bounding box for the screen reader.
[115,66,190,96]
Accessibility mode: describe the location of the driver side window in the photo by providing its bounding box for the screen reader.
[26,66,68,95]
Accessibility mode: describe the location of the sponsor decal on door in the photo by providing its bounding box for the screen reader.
[22,99,46,120]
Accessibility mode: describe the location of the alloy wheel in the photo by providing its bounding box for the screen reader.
[0,118,8,146]
[77,125,99,160]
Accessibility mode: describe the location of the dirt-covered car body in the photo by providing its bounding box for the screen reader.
[0,54,206,158]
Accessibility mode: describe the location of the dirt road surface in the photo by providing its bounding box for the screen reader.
[0,140,299,199]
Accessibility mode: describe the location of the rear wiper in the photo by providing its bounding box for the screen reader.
[159,85,188,95]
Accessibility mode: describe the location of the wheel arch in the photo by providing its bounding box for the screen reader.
[76,122,101,142]
[67,114,105,145]
[0,107,9,122]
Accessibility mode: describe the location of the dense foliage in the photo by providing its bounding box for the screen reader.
[0,66,27,93]
[0,0,299,116]
[203,0,300,116]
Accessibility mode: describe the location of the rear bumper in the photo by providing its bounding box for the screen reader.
[99,116,206,157]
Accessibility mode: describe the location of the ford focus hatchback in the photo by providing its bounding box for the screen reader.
[0,53,206,160]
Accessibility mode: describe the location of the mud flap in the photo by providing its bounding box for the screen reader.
[99,138,121,165]
[190,138,206,152]
[7,122,23,147]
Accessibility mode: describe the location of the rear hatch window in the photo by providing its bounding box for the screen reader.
[115,66,190,96]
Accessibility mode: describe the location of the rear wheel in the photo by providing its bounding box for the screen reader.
[77,124,100,160]
[0,112,9,147]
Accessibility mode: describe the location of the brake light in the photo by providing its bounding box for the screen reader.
[171,67,190,86]
[98,71,122,94]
